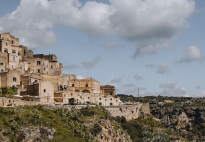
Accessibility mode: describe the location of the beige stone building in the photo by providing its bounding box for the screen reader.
[100,85,115,97]
[67,77,100,93]
[0,32,120,106]
[0,32,63,76]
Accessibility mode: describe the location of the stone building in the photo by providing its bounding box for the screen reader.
[100,85,115,97]
[0,32,120,106]
[0,32,63,76]
[67,77,100,93]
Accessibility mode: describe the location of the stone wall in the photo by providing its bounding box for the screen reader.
[0,97,57,107]
[104,104,143,120]
[0,97,39,107]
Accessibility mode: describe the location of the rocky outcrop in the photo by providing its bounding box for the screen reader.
[96,119,132,142]
[150,104,205,141]
[16,127,56,142]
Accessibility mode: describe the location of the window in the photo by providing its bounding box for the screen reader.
[99,102,102,106]
[4,49,8,53]
[37,61,41,65]
[51,66,53,68]
[18,52,21,56]
[88,97,90,99]
[1,63,3,65]
[110,92,112,95]
[12,40,14,44]
[13,77,16,82]
[110,103,113,106]
[71,93,73,96]
[38,69,40,73]
[72,84,75,87]
[110,98,112,101]
[44,89,46,92]
[13,57,15,61]
[6,43,8,46]
[99,98,101,100]
[1,69,3,72]
[12,50,16,53]
[86,84,88,87]
[35,80,38,83]
[24,50,26,56]
[47,71,48,74]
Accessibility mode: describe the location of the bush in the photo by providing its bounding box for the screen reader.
[142,128,169,142]
[89,123,102,135]
[121,121,143,141]
[1,86,18,98]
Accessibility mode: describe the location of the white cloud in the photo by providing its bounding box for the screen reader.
[159,81,189,97]
[81,55,101,69]
[175,46,204,63]
[76,75,85,79]
[200,91,205,96]
[0,0,195,52]
[193,91,205,97]
[104,41,119,48]
[106,76,121,84]
[134,75,143,80]
[157,63,171,74]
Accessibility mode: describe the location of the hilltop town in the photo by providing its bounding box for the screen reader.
[0,32,120,107]
[2,32,205,142]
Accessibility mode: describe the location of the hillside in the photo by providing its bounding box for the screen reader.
[0,105,186,142]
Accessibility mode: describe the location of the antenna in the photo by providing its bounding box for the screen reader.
[138,88,139,97]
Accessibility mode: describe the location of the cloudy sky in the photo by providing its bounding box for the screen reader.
[0,0,205,97]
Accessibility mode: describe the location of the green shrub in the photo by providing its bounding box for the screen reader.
[89,123,102,135]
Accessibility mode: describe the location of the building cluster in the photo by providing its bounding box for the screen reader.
[0,32,120,106]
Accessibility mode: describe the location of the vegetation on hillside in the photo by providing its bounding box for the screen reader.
[0,86,18,98]
[0,105,184,142]
[0,105,108,141]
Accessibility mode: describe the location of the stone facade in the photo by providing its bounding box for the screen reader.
[0,32,63,76]
[0,32,121,106]
[100,85,115,97]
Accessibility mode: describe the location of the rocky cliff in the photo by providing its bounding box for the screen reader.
[150,102,205,141]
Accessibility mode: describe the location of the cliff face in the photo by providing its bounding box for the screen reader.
[95,119,131,142]
[150,103,205,141]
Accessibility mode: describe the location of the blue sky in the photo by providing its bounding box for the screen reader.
[0,0,205,97]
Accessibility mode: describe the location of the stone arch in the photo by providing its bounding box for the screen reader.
[82,90,90,93]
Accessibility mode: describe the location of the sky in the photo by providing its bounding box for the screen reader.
[0,0,205,97]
